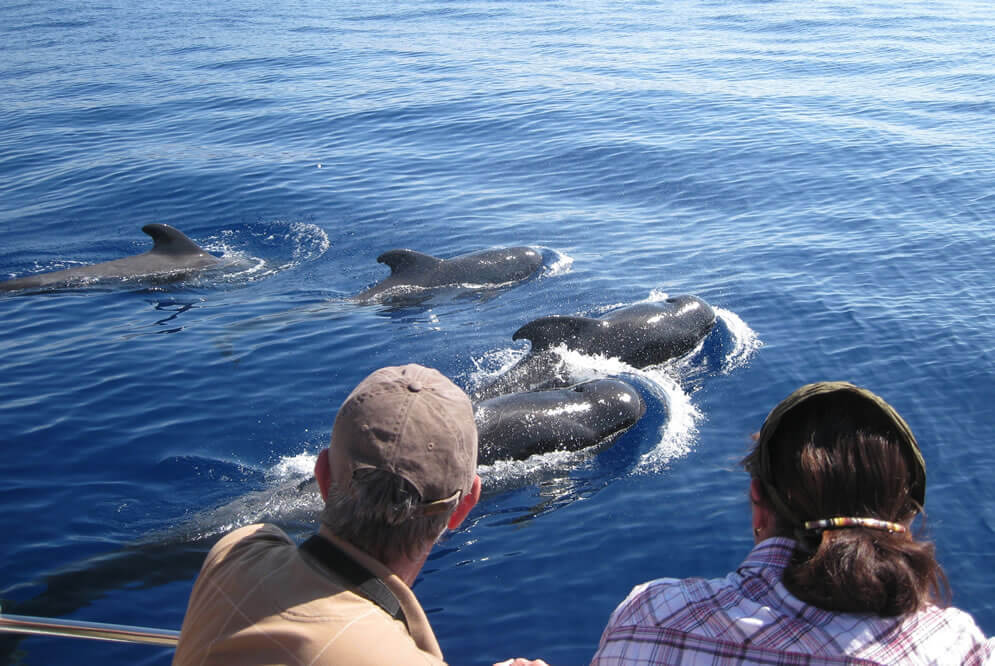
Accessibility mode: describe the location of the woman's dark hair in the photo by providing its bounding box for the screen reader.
[743,388,949,616]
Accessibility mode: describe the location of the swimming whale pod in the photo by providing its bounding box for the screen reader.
[474,378,646,464]
[0,224,220,293]
[356,246,543,302]
[473,296,716,400]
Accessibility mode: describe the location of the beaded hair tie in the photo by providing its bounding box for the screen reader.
[803,517,906,534]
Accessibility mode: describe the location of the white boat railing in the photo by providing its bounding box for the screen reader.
[0,611,178,647]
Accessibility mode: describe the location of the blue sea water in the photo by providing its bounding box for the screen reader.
[2,0,994,663]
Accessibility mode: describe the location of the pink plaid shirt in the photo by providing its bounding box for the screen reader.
[592,537,994,665]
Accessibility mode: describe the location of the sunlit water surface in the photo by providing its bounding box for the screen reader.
[2,1,994,664]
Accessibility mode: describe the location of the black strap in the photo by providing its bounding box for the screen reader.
[299,535,407,626]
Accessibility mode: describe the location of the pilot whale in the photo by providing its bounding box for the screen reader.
[0,224,220,293]
[474,378,646,464]
[473,296,716,400]
[356,246,543,302]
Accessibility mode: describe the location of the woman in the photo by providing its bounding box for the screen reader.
[592,381,993,664]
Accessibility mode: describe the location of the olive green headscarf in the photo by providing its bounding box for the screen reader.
[754,381,927,528]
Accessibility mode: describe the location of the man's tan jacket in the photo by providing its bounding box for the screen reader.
[174,523,447,665]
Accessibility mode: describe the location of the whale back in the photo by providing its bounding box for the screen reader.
[512,315,604,353]
[474,379,645,463]
[452,246,542,283]
[358,246,542,303]
[0,224,218,292]
[509,297,715,367]
[377,249,443,278]
[601,297,716,366]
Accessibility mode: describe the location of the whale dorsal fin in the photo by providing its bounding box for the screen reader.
[142,224,207,256]
[512,315,599,351]
[377,249,442,276]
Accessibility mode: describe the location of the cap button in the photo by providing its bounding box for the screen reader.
[407,381,422,392]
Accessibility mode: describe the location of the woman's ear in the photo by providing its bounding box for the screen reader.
[448,475,481,530]
[750,478,776,542]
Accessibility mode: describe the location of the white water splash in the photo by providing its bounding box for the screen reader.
[631,363,700,470]
[467,345,529,387]
[714,306,762,373]
[176,452,320,541]
[287,221,331,263]
[541,246,574,278]
[199,222,330,284]
[477,447,592,489]
[266,451,319,480]
[643,288,671,303]
[554,347,702,472]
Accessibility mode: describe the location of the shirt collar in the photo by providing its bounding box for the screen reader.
[316,526,444,658]
[740,536,797,573]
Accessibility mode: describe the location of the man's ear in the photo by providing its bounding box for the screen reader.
[315,449,331,502]
[750,477,765,506]
[447,475,481,530]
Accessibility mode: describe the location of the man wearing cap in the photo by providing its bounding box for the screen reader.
[174,364,481,665]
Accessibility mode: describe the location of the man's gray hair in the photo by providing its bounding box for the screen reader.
[320,468,452,563]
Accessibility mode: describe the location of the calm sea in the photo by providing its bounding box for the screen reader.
[2,1,994,664]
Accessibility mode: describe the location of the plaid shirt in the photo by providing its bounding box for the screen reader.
[592,537,994,665]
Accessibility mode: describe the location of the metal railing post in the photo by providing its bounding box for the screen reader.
[0,612,179,647]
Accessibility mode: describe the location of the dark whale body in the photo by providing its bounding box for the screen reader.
[0,224,220,293]
[474,378,646,464]
[473,296,716,401]
[356,246,543,302]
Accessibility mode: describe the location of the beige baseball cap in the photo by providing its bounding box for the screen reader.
[326,364,478,516]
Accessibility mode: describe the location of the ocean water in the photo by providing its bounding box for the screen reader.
[1,0,994,664]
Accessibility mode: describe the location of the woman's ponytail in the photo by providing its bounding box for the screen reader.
[744,385,947,615]
[784,526,948,616]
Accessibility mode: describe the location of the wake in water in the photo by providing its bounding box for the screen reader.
[0,451,326,661]
[197,220,330,286]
